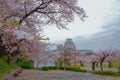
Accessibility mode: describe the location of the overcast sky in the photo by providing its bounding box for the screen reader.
[44,0,120,50]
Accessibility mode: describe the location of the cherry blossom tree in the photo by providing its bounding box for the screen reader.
[0,0,86,28]
[112,50,120,72]
[105,55,114,68]
[88,54,100,71]
[71,53,80,67]
[53,47,76,69]
[29,42,49,68]
[0,26,43,64]
[0,0,86,64]
[31,43,60,68]
[113,50,120,61]
[94,50,116,71]
[73,53,88,67]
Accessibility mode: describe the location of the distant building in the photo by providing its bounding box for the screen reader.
[77,50,93,55]
[64,38,76,51]
[57,44,64,50]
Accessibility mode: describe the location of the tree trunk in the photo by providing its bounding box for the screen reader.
[7,54,12,64]
[74,55,77,67]
[118,65,120,73]
[92,62,96,71]
[74,60,77,67]
[57,64,59,70]
[64,61,66,70]
[100,62,103,71]
[80,61,84,67]
[108,62,112,68]
[16,57,20,63]
[64,58,70,66]
[55,60,59,70]
[36,62,40,69]
[96,63,98,67]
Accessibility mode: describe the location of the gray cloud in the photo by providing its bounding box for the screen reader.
[73,16,120,50]
[54,0,120,51]
[73,1,120,51]
[73,28,120,50]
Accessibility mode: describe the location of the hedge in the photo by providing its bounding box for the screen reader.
[92,70,118,76]
[42,66,49,71]
[41,66,87,72]
[18,62,32,69]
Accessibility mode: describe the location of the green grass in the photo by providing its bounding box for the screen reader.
[0,57,19,79]
[0,58,10,78]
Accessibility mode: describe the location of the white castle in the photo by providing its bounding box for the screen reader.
[57,38,93,54]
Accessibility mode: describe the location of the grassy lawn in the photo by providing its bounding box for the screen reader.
[0,56,18,79]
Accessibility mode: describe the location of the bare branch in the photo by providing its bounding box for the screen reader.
[24,1,27,14]
[19,0,53,24]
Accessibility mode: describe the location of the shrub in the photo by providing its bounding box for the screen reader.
[92,70,118,76]
[80,68,87,72]
[18,62,32,69]
[66,66,80,72]
[41,66,87,73]
[102,70,118,76]
[66,66,73,71]
[59,66,64,70]
[42,66,49,71]
[64,66,87,72]
[92,70,101,74]
[48,66,57,70]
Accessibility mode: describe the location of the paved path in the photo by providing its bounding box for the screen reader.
[3,70,120,80]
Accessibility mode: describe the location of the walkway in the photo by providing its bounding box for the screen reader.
[3,69,120,80]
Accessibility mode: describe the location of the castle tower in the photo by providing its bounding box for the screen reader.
[64,38,76,51]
